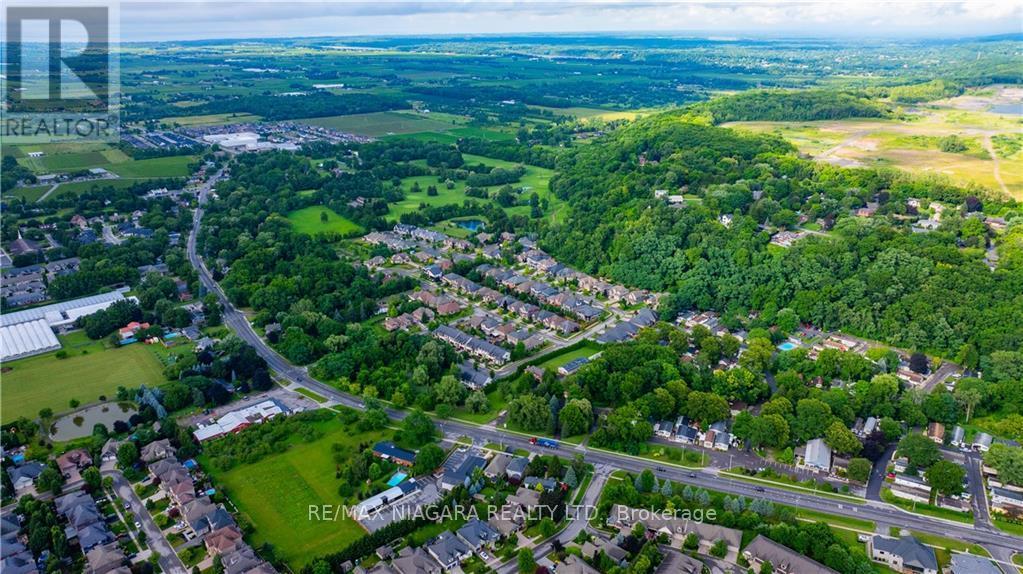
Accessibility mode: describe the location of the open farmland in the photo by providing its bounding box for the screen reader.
[726,104,1023,199]
[297,111,461,137]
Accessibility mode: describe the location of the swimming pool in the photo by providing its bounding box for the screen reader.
[387,472,408,487]
[777,342,798,351]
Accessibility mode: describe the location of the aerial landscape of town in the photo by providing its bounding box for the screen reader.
[2,2,1023,574]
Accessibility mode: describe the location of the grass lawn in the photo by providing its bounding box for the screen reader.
[297,111,460,137]
[7,185,52,202]
[792,508,874,532]
[449,386,508,425]
[51,178,143,198]
[993,516,1023,537]
[536,341,602,371]
[108,156,195,178]
[908,531,989,556]
[639,444,707,468]
[293,387,329,404]
[1,331,166,423]
[286,206,364,237]
[722,471,863,503]
[879,488,972,523]
[205,417,389,569]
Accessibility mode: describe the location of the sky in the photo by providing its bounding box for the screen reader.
[40,1,1023,42]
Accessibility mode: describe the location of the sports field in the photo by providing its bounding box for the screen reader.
[297,111,459,137]
[286,206,364,237]
[207,417,388,569]
[1,331,166,422]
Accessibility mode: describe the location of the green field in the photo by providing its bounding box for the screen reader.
[535,341,603,371]
[51,178,143,198]
[1,331,167,422]
[158,113,261,127]
[387,153,564,222]
[286,206,365,237]
[206,417,388,569]
[297,111,460,137]
[7,185,53,202]
[107,156,196,178]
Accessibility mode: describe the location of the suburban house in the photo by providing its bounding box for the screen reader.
[483,453,511,478]
[926,422,945,444]
[390,547,440,574]
[141,438,176,463]
[950,426,966,448]
[425,532,472,570]
[868,535,938,574]
[372,442,417,467]
[607,504,742,559]
[949,554,1002,574]
[7,461,44,492]
[989,487,1023,515]
[455,519,500,551]
[192,399,288,442]
[505,456,529,482]
[86,542,126,574]
[440,453,488,491]
[973,433,993,452]
[56,449,93,483]
[743,535,839,574]
[799,438,833,472]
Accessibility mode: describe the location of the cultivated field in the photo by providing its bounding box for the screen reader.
[108,155,196,178]
[1,332,167,422]
[206,417,388,569]
[297,111,459,137]
[286,206,365,237]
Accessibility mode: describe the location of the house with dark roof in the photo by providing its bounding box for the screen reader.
[869,536,938,574]
[455,518,500,550]
[505,456,529,482]
[425,532,472,570]
[950,554,1002,574]
[743,535,839,574]
[440,454,487,491]
[372,442,417,467]
[7,461,44,492]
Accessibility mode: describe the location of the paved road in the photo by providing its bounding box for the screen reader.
[103,470,187,574]
[494,467,610,574]
[187,183,1023,558]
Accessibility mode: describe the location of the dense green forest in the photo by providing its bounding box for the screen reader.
[539,111,1023,364]
[697,89,889,123]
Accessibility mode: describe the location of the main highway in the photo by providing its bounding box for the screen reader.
[186,183,1023,563]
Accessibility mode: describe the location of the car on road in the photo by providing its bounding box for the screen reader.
[688,472,697,478]
[134,521,142,528]
[124,502,131,509]
[480,551,490,561]
[857,534,870,542]
[655,466,666,472]
[754,486,766,492]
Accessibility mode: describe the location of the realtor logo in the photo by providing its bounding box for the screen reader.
[2,1,120,142]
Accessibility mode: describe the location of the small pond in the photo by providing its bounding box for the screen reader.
[50,402,137,441]
[989,103,1022,115]
[456,219,485,232]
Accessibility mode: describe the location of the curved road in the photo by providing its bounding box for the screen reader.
[187,183,1023,563]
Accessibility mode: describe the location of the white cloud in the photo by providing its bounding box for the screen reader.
[116,1,1022,41]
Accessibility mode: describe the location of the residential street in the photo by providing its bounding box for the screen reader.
[102,469,188,574]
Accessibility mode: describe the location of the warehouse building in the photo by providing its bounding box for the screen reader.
[0,318,61,360]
